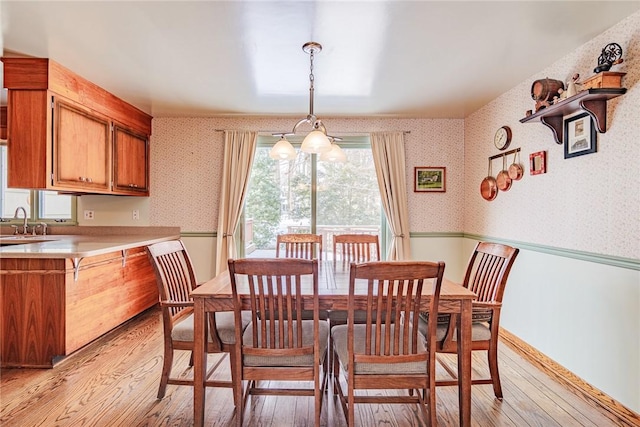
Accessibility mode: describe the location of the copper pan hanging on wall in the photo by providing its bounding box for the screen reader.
[496,155,512,191]
[480,158,498,201]
[508,150,524,181]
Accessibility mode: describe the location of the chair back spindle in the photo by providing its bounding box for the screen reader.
[463,242,518,304]
[333,234,380,270]
[349,261,444,366]
[148,240,198,325]
[276,233,323,260]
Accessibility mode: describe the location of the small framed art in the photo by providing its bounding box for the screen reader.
[414,167,446,192]
[529,151,546,175]
[564,112,597,159]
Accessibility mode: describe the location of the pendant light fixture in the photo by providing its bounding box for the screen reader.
[318,137,347,162]
[269,134,297,160]
[270,42,345,161]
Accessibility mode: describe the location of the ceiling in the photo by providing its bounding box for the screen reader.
[2,1,639,119]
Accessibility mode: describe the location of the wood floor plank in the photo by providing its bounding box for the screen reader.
[498,342,618,427]
[1,307,633,427]
[464,354,563,427]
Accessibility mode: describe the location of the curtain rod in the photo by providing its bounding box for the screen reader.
[214,129,410,135]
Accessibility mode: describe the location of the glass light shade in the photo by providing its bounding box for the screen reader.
[300,130,332,153]
[269,137,297,160]
[319,143,347,162]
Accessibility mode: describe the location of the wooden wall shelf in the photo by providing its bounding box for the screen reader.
[519,88,626,144]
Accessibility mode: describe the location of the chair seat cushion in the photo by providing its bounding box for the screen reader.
[242,320,329,367]
[172,311,251,345]
[331,324,427,375]
[172,313,211,342]
[215,311,252,345]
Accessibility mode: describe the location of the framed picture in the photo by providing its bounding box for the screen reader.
[529,151,546,175]
[564,112,597,159]
[414,167,446,192]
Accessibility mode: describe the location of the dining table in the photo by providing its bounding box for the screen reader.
[191,261,476,427]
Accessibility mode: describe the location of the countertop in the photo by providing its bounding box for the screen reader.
[0,228,180,259]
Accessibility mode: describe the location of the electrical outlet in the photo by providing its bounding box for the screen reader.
[84,210,95,220]
[132,209,140,220]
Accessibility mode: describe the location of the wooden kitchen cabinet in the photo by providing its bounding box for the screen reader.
[54,99,111,192]
[1,57,152,195]
[113,124,149,195]
[0,246,158,368]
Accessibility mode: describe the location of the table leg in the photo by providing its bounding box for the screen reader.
[193,298,206,427]
[457,299,472,427]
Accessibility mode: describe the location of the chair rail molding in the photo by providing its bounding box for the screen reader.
[462,233,639,271]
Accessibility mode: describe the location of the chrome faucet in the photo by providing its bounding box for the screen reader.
[13,206,28,235]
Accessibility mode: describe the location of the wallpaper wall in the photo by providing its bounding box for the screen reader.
[462,11,639,412]
[464,11,639,260]
[150,117,465,234]
[126,10,640,411]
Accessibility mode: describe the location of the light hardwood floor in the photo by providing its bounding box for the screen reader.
[0,307,634,426]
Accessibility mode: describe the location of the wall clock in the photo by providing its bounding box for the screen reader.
[494,126,512,150]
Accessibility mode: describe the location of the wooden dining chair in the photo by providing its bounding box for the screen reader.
[146,240,250,400]
[332,260,445,426]
[418,242,519,399]
[333,234,380,270]
[328,233,382,328]
[227,258,329,427]
[276,233,323,260]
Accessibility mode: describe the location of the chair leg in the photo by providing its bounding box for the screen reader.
[188,350,194,367]
[487,341,503,399]
[327,319,333,376]
[234,381,245,427]
[347,382,355,427]
[315,369,322,426]
[233,358,245,426]
[428,357,437,426]
[321,352,329,395]
[229,348,240,407]
[157,345,173,399]
[332,349,340,395]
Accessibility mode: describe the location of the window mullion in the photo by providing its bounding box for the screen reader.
[311,153,317,234]
[29,190,37,221]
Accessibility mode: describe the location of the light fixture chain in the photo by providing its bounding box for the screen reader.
[308,47,315,117]
[309,49,315,88]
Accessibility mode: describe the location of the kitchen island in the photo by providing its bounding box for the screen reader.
[0,227,180,368]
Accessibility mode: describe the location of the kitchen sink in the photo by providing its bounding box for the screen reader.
[0,235,58,245]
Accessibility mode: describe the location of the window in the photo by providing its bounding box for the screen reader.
[243,135,385,259]
[0,144,76,225]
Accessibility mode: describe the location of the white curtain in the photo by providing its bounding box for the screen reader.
[370,131,412,260]
[215,130,257,275]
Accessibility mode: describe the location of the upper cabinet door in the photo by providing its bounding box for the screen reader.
[3,58,152,195]
[112,124,149,195]
[53,99,111,192]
